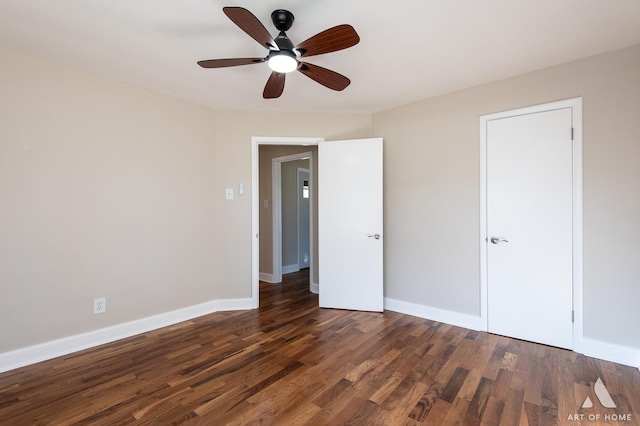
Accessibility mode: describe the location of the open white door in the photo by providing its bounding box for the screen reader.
[318,138,383,311]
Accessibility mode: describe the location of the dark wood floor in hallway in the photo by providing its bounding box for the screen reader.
[1,270,639,425]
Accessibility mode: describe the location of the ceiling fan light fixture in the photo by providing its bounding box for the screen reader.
[199,7,360,98]
[267,50,298,73]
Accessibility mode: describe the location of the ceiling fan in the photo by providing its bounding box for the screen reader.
[197,7,360,99]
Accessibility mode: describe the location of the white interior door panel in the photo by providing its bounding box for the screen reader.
[318,138,383,311]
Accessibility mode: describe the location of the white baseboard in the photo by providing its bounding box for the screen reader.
[282,264,300,274]
[384,298,640,369]
[583,338,640,369]
[259,272,274,283]
[215,298,254,311]
[0,298,254,373]
[310,281,319,294]
[262,266,305,282]
[384,297,484,331]
[6,298,636,375]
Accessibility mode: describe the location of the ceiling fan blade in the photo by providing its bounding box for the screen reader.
[223,7,278,50]
[297,62,351,91]
[295,25,360,57]
[198,58,264,68]
[263,72,286,99]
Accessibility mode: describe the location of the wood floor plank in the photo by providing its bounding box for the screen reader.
[351,347,402,391]
[423,397,453,425]
[540,349,559,423]
[457,367,484,402]
[499,389,524,426]
[369,371,406,405]
[442,396,471,425]
[439,366,469,403]
[466,376,494,422]
[524,400,542,425]
[1,269,639,425]
[408,381,443,422]
[380,380,430,424]
[482,396,506,425]
[491,368,513,401]
[523,347,544,406]
[557,356,576,423]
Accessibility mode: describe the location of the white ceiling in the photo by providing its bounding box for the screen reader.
[1,1,640,113]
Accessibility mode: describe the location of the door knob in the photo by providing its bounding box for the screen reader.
[367,233,381,240]
[490,236,509,244]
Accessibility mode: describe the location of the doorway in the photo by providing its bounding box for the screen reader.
[251,136,385,312]
[251,137,323,308]
[272,153,312,283]
[479,98,583,351]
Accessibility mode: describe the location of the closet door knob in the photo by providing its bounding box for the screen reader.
[490,236,509,244]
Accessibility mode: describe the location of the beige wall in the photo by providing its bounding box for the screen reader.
[0,46,371,352]
[0,47,219,351]
[373,44,640,348]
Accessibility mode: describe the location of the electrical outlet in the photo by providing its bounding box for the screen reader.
[93,297,106,314]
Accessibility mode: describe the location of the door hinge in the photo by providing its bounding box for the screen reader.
[572,310,575,323]
[571,127,574,141]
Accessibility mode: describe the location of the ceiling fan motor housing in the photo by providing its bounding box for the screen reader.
[271,9,294,32]
[274,32,294,50]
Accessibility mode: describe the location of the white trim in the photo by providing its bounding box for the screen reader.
[385,297,639,370]
[306,161,315,296]
[272,160,283,284]
[384,298,484,331]
[479,98,583,352]
[282,264,300,274]
[252,136,323,308]
[297,167,311,270]
[310,282,319,294]
[571,101,584,354]
[215,298,254,312]
[582,338,640,369]
[259,272,274,283]
[272,152,312,284]
[0,298,253,373]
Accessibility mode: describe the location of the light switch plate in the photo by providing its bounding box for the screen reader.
[225,188,234,200]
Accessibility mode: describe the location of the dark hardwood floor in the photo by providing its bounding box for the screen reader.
[1,270,639,425]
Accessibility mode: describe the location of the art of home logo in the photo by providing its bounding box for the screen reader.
[566,377,633,422]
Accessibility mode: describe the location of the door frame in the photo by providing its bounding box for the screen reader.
[297,167,311,270]
[479,97,583,352]
[271,153,312,284]
[251,136,323,308]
